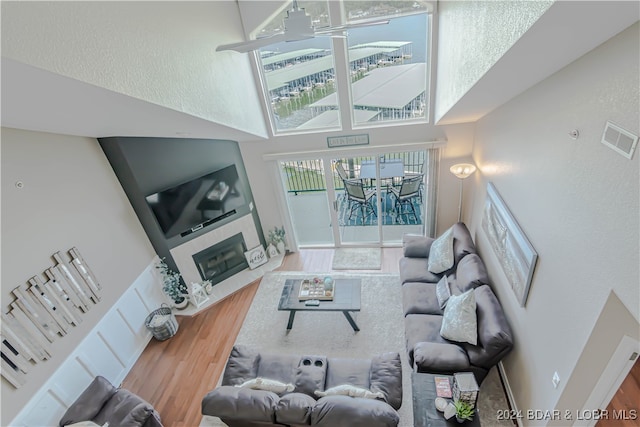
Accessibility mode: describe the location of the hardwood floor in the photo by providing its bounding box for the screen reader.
[596,357,640,427]
[121,248,403,427]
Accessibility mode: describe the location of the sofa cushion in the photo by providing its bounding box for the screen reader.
[452,253,490,292]
[404,314,449,366]
[402,282,442,316]
[276,393,316,425]
[451,222,477,267]
[435,275,451,310]
[428,227,454,273]
[465,286,514,369]
[92,389,153,427]
[257,353,300,384]
[59,376,116,427]
[222,345,261,386]
[413,342,470,372]
[295,356,327,397]
[440,290,477,345]
[325,358,372,390]
[201,386,278,423]
[370,352,403,410]
[399,257,441,284]
[311,395,400,427]
[402,234,434,258]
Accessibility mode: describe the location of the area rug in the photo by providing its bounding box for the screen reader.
[337,192,422,226]
[200,272,512,427]
[331,247,382,270]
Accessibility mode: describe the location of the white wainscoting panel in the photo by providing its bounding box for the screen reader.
[9,259,166,427]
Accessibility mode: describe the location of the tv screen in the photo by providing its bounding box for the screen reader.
[145,164,246,238]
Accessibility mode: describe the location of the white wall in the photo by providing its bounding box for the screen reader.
[0,127,157,424]
[468,22,639,422]
[0,1,267,138]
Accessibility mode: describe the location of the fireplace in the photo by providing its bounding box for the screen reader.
[192,233,249,286]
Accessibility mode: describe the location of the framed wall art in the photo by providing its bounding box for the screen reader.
[482,182,538,307]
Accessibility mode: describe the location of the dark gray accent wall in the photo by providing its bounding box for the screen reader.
[98,137,264,273]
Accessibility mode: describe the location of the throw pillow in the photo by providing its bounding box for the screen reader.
[440,290,477,345]
[428,227,455,274]
[315,384,384,400]
[435,275,451,310]
[236,377,295,394]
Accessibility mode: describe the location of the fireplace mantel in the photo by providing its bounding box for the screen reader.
[169,211,284,316]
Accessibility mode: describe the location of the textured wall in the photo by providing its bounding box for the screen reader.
[469,22,639,418]
[436,0,552,122]
[0,1,267,137]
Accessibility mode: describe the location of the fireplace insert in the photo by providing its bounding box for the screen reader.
[192,233,249,286]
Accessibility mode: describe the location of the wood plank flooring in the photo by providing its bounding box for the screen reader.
[121,247,403,427]
[596,357,640,427]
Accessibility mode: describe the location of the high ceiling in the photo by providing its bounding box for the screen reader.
[1,1,638,141]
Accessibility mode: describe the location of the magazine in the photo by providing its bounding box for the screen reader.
[434,376,452,398]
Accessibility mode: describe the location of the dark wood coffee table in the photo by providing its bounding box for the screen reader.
[412,372,481,427]
[278,278,361,331]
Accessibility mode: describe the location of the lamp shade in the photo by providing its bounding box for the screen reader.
[450,163,477,179]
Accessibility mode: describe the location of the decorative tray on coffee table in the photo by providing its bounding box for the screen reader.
[298,278,334,301]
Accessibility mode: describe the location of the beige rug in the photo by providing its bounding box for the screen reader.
[200,272,511,427]
[331,247,382,270]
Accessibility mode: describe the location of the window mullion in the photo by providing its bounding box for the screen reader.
[327,1,353,131]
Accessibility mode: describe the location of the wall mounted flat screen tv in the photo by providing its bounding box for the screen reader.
[145,164,246,238]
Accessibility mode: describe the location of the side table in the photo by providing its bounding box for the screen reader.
[412,372,481,427]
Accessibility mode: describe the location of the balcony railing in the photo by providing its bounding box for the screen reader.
[282,152,425,194]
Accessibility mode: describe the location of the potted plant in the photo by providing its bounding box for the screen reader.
[268,226,286,254]
[453,400,475,423]
[156,258,188,309]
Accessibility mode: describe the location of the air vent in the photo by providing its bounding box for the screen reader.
[601,121,638,159]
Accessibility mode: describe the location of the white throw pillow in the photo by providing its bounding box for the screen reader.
[236,377,294,394]
[428,227,455,274]
[315,384,384,400]
[435,275,451,310]
[440,290,477,345]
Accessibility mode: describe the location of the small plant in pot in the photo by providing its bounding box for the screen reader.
[453,400,475,423]
[156,258,188,309]
[268,226,286,254]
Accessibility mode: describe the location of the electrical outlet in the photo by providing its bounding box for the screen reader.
[552,372,560,389]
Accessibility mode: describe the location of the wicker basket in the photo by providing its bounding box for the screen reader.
[145,304,178,341]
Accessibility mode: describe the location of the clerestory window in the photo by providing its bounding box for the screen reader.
[255,0,433,134]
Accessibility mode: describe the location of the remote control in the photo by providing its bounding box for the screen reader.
[305,299,320,306]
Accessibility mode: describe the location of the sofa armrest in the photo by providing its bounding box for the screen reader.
[413,342,471,373]
[311,395,399,427]
[465,286,513,369]
[59,376,117,427]
[369,352,402,410]
[402,234,434,258]
[201,385,278,423]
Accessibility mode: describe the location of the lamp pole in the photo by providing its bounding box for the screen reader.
[449,163,477,223]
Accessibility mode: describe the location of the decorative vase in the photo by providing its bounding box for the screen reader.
[266,243,279,257]
[173,297,188,310]
[456,417,465,424]
[276,241,286,254]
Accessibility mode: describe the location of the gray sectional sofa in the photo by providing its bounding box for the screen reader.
[201,345,403,427]
[400,222,513,384]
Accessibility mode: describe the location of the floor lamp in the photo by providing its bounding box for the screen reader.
[450,163,477,222]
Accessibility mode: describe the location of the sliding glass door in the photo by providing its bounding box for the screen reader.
[277,147,435,248]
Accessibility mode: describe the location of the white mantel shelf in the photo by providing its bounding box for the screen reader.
[175,253,285,317]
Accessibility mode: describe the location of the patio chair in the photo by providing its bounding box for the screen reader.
[389,174,423,222]
[343,178,377,222]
